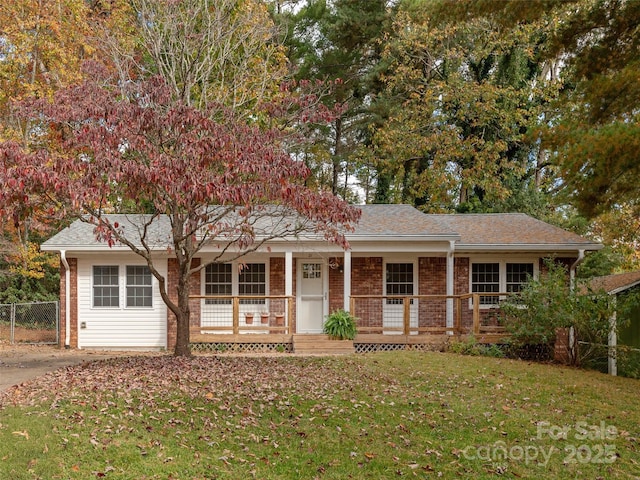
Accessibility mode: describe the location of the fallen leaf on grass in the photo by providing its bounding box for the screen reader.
[12,430,29,440]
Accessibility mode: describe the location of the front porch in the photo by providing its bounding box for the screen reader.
[189,293,509,353]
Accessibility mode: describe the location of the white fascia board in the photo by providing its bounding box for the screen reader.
[454,243,603,252]
[40,244,171,255]
[346,234,460,243]
[609,281,640,296]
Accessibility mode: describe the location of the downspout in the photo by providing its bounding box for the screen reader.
[446,240,455,331]
[60,250,71,349]
[569,249,585,292]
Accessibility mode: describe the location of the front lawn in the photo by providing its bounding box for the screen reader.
[1,352,638,479]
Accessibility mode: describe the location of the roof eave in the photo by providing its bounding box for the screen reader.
[454,243,603,252]
[346,234,461,242]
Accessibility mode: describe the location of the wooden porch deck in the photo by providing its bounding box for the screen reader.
[189,293,510,354]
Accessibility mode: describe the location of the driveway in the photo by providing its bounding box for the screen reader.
[0,344,117,391]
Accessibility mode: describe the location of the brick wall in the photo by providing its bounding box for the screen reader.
[329,264,344,313]
[59,258,78,348]
[269,257,290,320]
[419,257,446,327]
[352,257,383,328]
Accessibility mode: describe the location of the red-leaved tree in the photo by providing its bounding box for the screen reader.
[0,63,360,356]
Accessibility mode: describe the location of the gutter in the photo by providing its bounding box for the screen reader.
[453,243,603,252]
[60,250,71,349]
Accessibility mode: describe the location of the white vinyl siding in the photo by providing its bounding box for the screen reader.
[78,256,167,348]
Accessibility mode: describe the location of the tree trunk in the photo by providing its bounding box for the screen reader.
[173,267,192,356]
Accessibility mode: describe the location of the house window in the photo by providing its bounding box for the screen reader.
[93,266,119,307]
[471,261,536,306]
[205,263,232,304]
[386,263,414,305]
[239,263,266,304]
[126,265,152,308]
[506,263,534,293]
[472,263,500,305]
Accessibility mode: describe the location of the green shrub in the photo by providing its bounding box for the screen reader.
[450,336,505,358]
[323,309,357,340]
[501,258,615,367]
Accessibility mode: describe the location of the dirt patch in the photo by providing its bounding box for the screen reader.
[0,343,118,392]
[0,325,57,343]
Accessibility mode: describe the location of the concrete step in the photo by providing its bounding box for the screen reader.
[292,334,355,355]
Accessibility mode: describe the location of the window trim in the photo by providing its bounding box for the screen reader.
[92,265,120,308]
[91,263,157,310]
[125,265,153,309]
[469,258,538,308]
[204,262,233,305]
[384,260,418,305]
[201,259,269,305]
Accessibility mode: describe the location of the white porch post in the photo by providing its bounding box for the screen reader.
[285,251,293,297]
[343,250,352,312]
[446,241,455,330]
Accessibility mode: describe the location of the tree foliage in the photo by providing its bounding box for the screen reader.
[131,0,289,114]
[275,0,391,201]
[542,0,640,218]
[0,65,360,355]
[370,2,559,212]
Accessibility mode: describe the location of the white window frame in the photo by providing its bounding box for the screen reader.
[92,264,155,310]
[239,263,267,305]
[125,265,153,308]
[469,258,538,308]
[92,265,120,308]
[204,263,233,305]
[384,261,417,305]
[201,260,269,304]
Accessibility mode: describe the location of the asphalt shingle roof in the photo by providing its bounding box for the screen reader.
[430,213,600,247]
[41,205,601,252]
[587,271,640,295]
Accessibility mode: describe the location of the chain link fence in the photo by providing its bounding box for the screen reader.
[0,301,59,345]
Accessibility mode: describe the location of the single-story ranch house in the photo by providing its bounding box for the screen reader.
[41,204,602,352]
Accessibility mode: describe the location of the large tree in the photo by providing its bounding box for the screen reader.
[369,2,561,213]
[0,65,360,356]
[542,0,640,218]
[274,0,391,202]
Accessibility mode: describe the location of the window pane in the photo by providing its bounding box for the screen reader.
[93,266,119,307]
[472,263,500,305]
[205,263,232,304]
[126,266,152,308]
[239,263,266,304]
[506,263,534,293]
[386,263,414,304]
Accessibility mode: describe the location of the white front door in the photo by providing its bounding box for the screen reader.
[297,260,326,333]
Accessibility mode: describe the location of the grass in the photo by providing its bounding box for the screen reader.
[1,351,639,479]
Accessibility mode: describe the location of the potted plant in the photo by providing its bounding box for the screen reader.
[244,312,254,325]
[260,312,270,324]
[323,309,357,340]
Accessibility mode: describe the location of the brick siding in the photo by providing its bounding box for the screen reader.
[59,258,78,348]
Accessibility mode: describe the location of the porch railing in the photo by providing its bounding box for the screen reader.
[191,293,510,338]
[191,295,295,335]
[349,293,510,336]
